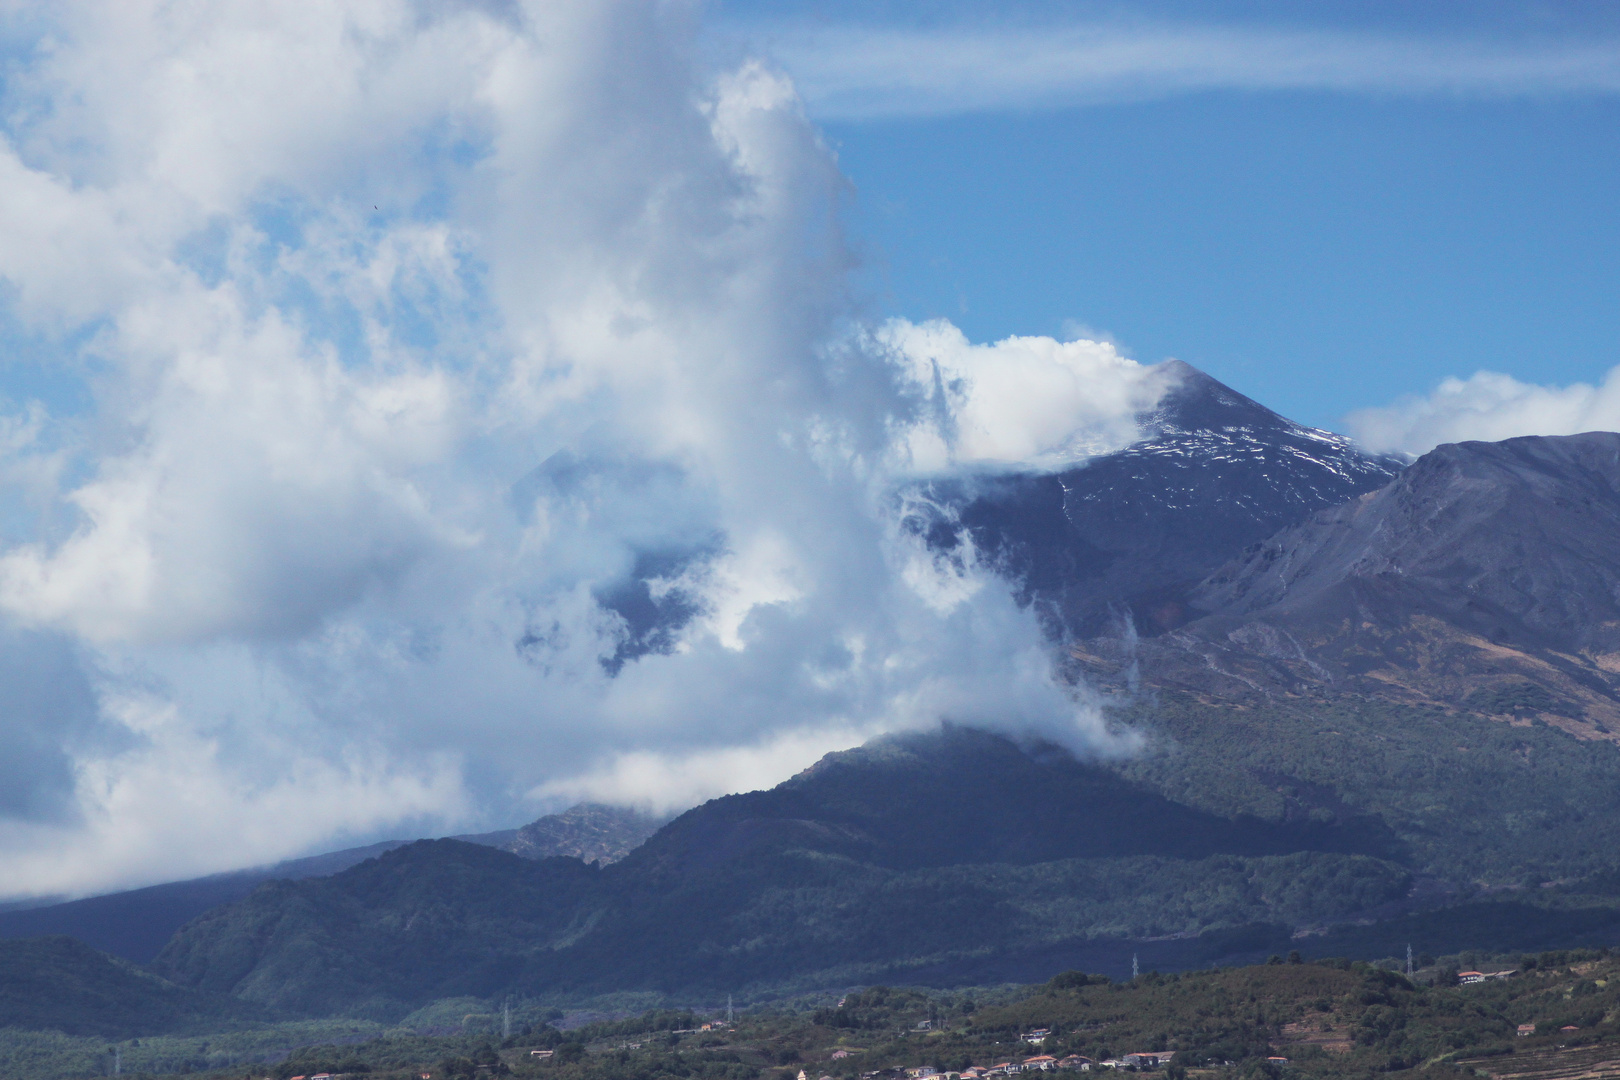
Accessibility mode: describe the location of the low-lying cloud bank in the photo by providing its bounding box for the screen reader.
[0,1,1170,898]
[1346,367,1620,455]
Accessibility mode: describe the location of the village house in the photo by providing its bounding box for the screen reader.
[1024,1055,1058,1070]
[1122,1053,1173,1069]
[1057,1056,1092,1071]
[1517,1024,1536,1037]
[530,1050,555,1059]
[833,1050,853,1059]
[1023,1028,1052,1046]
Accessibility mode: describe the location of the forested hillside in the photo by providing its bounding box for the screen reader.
[145,729,1421,1018]
[0,936,265,1039]
[21,949,1620,1080]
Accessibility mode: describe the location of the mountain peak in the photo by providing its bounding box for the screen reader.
[1138,360,1373,455]
[1145,360,1281,432]
[933,359,1408,637]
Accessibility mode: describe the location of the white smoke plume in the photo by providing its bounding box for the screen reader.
[0,1,1167,899]
[1345,366,1620,455]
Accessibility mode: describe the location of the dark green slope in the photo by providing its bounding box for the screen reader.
[623,724,1399,874]
[0,802,653,967]
[150,729,1411,1017]
[0,936,263,1038]
[141,717,1620,1019]
[1109,692,1620,885]
[0,840,409,963]
[152,841,601,1020]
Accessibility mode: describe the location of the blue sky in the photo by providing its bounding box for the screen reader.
[720,0,1620,430]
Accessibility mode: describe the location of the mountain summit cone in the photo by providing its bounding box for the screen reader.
[930,360,1405,637]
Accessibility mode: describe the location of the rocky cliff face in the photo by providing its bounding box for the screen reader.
[499,803,668,864]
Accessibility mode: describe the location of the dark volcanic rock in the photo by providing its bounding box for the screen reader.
[1196,432,1620,653]
[927,361,1405,637]
[1095,432,1620,732]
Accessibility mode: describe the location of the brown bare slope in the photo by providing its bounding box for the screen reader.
[1078,432,1620,737]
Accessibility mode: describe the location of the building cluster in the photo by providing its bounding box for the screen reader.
[1457,970,1517,985]
[831,1048,1176,1080]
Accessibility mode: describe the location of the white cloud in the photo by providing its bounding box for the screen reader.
[0,1,1156,899]
[532,725,878,816]
[742,20,1620,120]
[1345,366,1620,455]
[878,318,1176,473]
[0,685,465,897]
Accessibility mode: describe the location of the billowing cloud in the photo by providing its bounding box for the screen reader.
[879,319,1176,473]
[0,1,1160,899]
[1345,366,1620,455]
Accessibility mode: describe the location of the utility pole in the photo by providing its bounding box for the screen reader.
[1406,945,1414,979]
[727,994,734,1024]
[114,1047,121,1076]
[1132,954,1139,980]
[503,999,511,1040]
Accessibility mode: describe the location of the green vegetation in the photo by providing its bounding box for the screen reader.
[0,1019,392,1080]
[143,838,1408,1020]
[1110,692,1620,885]
[0,936,266,1039]
[151,841,605,1020]
[146,729,1423,1018]
[1463,684,1575,720]
[19,949,1620,1080]
[5,714,1613,1044]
